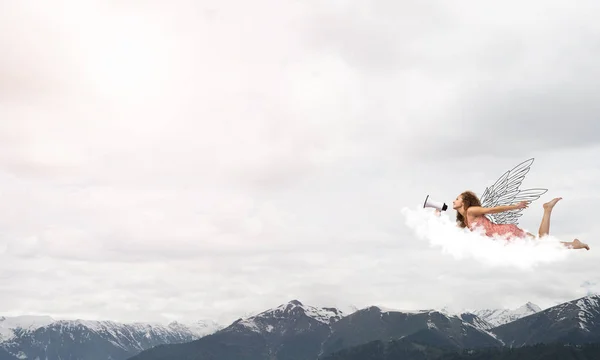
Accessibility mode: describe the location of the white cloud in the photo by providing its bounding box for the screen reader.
[0,0,599,326]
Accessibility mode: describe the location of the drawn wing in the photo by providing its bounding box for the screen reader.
[479,158,548,225]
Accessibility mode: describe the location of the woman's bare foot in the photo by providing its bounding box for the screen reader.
[543,197,563,211]
[568,239,590,250]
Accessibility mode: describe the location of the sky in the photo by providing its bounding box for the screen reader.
[1,0,600,326]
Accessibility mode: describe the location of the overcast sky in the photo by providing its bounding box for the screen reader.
[1,0,599,326]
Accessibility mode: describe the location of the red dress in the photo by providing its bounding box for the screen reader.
[468,215,527,239]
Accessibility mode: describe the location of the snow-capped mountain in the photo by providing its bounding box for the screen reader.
[453,312,495,331]
[0,315,54,342]
[471,302,541,328]
[439,302,541,330]
[223,299,344,358]
[320,305,503,356]
[131,300,348,360]
[438,306,495,330]
[5,296,599,360]
[233,299,344,333]
[491,294,600,347]
[0,316,222,360]
[131,301,504,360]
[162,319,222,338]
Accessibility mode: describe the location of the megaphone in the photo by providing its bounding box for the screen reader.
[423,195,448,211]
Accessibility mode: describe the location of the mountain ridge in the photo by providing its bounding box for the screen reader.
[491,294,600,347]
[4,297,593,360]
[0,315,223,360]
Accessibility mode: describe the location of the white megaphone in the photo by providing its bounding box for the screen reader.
[423,195,448,211]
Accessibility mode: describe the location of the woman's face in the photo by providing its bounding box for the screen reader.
[453,195,464,210]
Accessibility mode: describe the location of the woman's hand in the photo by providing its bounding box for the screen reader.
[514,201,529,209]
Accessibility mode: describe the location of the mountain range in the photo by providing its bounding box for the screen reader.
[2,295,599,360]
[440,301,541,330]
[0,316,222,360]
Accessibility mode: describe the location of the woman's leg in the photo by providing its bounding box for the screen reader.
[561,239,590,250]
[525,231,588,249]
[538,197,562,237]
[536,197,589,250]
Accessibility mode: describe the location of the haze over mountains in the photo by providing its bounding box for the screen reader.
[4,295,600,360]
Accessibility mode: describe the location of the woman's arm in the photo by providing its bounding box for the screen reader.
[467,201,528,216]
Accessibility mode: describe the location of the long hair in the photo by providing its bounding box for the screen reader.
[456,191,482,228]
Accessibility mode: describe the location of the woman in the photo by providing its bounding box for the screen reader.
[451,191,589,250]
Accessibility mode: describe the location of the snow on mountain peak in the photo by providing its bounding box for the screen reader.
[304,305,344,325]
[576,294,600,311]
[0,315,54,342]
[49,318,222,339]
[1,315,223,347]
[471,302,541,327]
[167,320,223,337]
[254,300,344,325]
[233,300,344,333]
[371,305,427,314]
[516,302,542,314]
[573,294,600,331]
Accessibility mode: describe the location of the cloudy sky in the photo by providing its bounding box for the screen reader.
[1,0,599,326]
